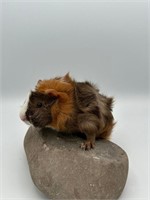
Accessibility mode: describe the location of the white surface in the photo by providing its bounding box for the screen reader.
[1,95,149,199]
[1,0,149,199]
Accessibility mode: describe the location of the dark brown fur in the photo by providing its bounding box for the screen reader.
[26,74,115,150]
[25,92,57,127]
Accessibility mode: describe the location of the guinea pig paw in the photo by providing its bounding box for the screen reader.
[80,141,95,150]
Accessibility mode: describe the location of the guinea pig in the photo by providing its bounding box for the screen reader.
[20,73,115,150]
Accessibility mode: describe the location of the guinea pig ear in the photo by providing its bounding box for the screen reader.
[45,89,59,98]
[45,89,68,102]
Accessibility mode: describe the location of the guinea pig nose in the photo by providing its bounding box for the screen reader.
[29,113,33,117]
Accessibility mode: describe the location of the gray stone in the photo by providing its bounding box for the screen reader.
[24,126,129,199]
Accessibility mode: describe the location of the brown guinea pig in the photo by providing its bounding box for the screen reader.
[20,73,115,150]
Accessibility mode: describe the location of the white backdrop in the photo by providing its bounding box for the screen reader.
[1,0,149,199]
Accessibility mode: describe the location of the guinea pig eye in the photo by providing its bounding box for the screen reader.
[36,102,43,108]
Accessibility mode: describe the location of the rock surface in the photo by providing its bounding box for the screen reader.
[24,126,128,199]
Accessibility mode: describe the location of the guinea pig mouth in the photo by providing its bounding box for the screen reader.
[30,120,40,127]
[29,117,52,128]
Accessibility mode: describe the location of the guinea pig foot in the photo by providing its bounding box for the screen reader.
[80,141,95,150]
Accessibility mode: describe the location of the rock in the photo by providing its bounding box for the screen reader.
[24,126,128,200]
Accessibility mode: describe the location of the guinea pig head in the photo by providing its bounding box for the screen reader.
[19,91,57,128]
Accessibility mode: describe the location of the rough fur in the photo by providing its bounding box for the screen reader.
[22,74,115,150]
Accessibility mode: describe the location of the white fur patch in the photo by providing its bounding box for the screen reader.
[19,91,31,125]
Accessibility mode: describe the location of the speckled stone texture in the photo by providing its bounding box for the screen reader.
[24,126,128,200]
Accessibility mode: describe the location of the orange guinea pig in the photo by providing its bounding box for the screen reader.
[19,73,115,150]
